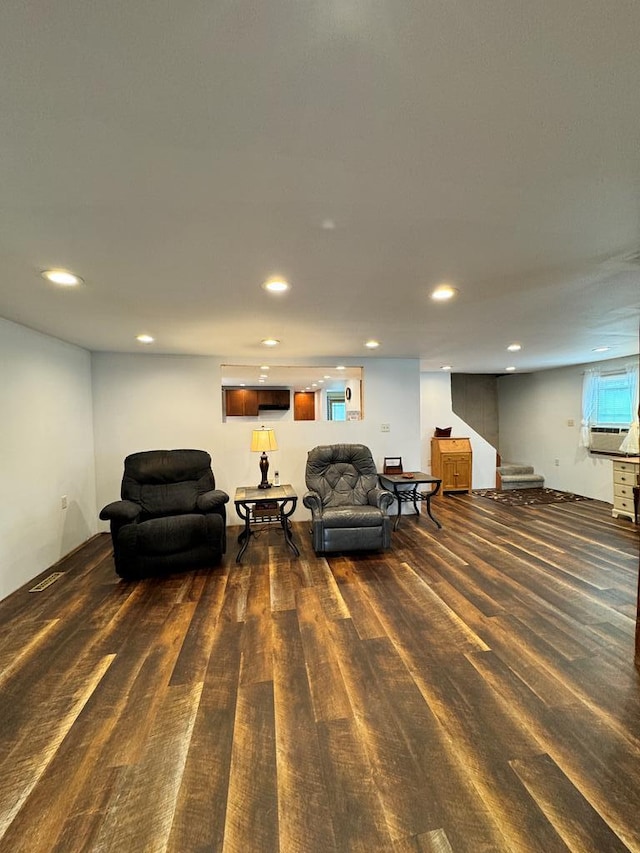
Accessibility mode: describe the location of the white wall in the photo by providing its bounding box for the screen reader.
[420,372,497,489]
[497,356,637,502]
[0,318,96,598]
[92,354,422,525]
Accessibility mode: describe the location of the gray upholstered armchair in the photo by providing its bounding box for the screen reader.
[100,449,229,580]
[303,444,393,554]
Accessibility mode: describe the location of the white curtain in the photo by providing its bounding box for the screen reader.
[579,368,599,447]
[625,360,639,414]
[619,361,640,454]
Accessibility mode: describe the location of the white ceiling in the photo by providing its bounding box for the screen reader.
[1,1,639,373]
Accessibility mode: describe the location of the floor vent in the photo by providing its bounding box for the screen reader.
[29,572,65,592]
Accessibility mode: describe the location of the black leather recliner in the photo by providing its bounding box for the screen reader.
[100,449,229,579]
[303,444,393,554]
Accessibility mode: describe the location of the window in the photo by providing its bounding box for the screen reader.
[326,392,346,421]
[580,363,639,448]
[594,372,635,425]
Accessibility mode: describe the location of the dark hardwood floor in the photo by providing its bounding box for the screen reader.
[0,494,639,852]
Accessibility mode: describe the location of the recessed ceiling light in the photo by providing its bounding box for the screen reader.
[507,343,522,352]
[259,374,268,379]
[136,334,154,344]
[262,278,290,294]
[592,346,610,352]
[260,365,270,370]
[441,365,452,371]
[505,366,516,372]
[312,383,318,387]
[336,365,346,370]
[365,340,380,349]
[261,338,280,347]
[321,219,336,230]
[431,284,457,301]
[323,375,331,379]
[318,379,325,384]
[239,383,246,387]
[259,379,265,383]
[41,269,83,287]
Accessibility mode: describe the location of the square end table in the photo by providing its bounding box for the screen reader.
[234,484,300,562]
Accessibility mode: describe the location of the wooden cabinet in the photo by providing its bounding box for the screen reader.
[224,389,259,416]
[224,388,290,416]
[257,389,290,409]
[431,437,472,492]
[611,457,639,521]
[294,391,315,421]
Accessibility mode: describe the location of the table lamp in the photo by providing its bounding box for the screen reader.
[250,426,278,489]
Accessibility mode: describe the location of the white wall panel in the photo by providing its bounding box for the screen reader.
[497,357,636,502]
[0,318,96,598]
[420,371,497,489]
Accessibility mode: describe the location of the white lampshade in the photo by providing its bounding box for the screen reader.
[250,427,278,453]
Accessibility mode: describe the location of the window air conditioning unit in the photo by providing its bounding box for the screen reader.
[589,427,629,454]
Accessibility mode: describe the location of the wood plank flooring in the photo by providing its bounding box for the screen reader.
[0,494,638,852]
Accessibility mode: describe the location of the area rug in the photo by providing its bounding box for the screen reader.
[472,488,593,507]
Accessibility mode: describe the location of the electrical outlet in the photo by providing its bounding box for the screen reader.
[381,423,391,433]
[554,459,560,467]
[567,418,575,427]
[61,495,68,509]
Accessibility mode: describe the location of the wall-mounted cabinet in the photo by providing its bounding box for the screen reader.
[225,389,258,416]
[431,437,472,492]
[224,388,290,416]
[256,389,290,410]
[294,391,315,421]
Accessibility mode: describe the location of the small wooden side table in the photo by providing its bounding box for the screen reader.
[234,484,300,563]
[378,472,442,531]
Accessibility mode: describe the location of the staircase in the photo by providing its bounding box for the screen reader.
[498,464,544,491]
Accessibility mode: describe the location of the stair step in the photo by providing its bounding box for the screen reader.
[498,464,534,476]
[500,474,545,491]
[497,461,544,490]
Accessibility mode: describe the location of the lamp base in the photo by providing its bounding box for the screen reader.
[258,451,271,489]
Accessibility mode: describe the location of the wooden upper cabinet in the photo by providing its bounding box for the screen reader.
[225,389,259,416]
[224,388,290,416]
[257,389,290,409]
[274,389,290,408]
[294,391,315,421]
